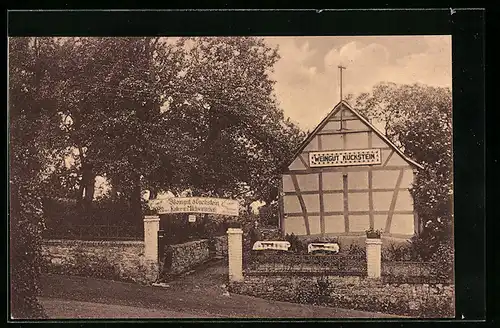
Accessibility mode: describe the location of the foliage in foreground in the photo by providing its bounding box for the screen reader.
[9,37,59,319]
[291,276,455,318]
[352,82,453,254]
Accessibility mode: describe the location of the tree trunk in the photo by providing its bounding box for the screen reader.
[148,187,157,200]
[78,164,95,210]
[109,183,119,199]
[76,181,84,202]
[130,174,143,223]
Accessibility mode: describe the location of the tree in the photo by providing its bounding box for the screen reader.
[164,37,306,209]
[9,37,62,318]
[51,37,105,207]
[14,36,306,229]
[48,37,190,220]
[88,37,191,221]
[352,82,453,256]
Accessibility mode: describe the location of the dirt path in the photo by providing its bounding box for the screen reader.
[39,261,402,318]
[39,297,217,319]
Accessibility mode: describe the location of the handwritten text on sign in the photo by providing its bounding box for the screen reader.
[148,197,239,216]
[309,149,382,167]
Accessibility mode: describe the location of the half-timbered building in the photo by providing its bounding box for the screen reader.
[279,100,424,241]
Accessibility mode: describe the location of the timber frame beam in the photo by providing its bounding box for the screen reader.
[291,175,311,235]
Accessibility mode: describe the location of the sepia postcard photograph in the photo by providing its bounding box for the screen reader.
[8,10,472,321]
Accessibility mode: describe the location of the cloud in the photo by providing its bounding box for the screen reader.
[266,36,452,131]
[267,37,339,131]
[325,42,390,69]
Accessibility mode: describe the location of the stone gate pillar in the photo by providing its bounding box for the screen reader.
[144,215,160,263]
[366,238,382,278]
[227,228,244,282]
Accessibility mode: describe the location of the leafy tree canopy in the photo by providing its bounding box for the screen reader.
[352,82,453,254]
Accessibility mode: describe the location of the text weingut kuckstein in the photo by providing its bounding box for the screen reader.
[309,149,382,167]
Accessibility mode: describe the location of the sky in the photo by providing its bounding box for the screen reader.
[95,35,453,201]
[263,36,452,131]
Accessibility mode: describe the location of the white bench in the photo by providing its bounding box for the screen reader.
[252,241,291,251]
[308,243,340,254]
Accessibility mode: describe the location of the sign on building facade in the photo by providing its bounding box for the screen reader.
[309,149,381,167]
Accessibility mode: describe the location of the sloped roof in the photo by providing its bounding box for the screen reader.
[287,100,424,170]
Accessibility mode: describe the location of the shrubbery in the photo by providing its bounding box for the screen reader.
[381,237,454,283]
[342,243,366,257]
[429,241,454,283]
[42,198,143,239]
[159,213,241,245]
[289,274,454,317]
[382,242,420,262]
[294,276,332,306]
[284,233,306,254]
[10,185,47,319]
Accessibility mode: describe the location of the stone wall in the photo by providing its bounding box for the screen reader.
[213,235,228,257]
[245,254,437,281]
[229,275,454,318]
[167,239,211,275]
[382,261,434,277]
[42,235,230,284]
[41,239,158,284]
[246,253,366,274]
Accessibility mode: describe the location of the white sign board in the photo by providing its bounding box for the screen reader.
[148,197,239,216]
[188,215,196,222]
[309,149,381,167]
[252,241,291,251]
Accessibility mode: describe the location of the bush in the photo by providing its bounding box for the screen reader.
[43,197,140,227]
[160,214,233,245]
[258,202,279,227]
[294,276,332,306]
[10,184,47,319]
[418,293,455,318]
[381,238,453,266]
[365,228,382,239]
[382,242,421,262]
[429,242,454,283]
[309,236,339,244]
[343,243,366,257]
[285,233,306,254]
[42,198,144,240]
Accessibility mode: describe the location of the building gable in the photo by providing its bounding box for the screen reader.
[286,101,423,171]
